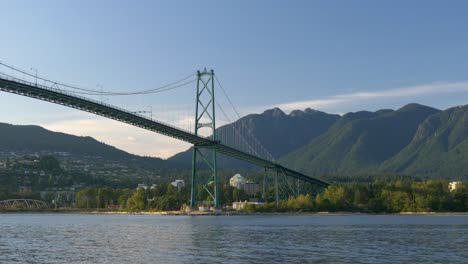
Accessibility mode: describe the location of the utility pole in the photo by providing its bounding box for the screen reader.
[262,167,267,201]
[96,84,104,102]
[147,105,153,120]
[30,67,37,86]
[275,170,279,206]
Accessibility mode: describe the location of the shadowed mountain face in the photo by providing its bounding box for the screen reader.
[167,103,468,179]
[2,103,467,179]
[280,104,441,176]
[381,104,468,178]
[168,108,341,168]
[0,123,167,168]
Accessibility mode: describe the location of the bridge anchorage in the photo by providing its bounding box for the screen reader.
[0,62,330,212]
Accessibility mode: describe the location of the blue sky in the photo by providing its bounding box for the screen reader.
[1,1,468,158]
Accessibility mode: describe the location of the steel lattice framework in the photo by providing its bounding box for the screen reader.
[190,69,219,208]
[0,73,330,208]
[0,199,49,209]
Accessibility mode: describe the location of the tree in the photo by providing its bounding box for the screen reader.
[127,188,147,211]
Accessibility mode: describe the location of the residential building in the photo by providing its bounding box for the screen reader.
[171,180,185,191]
[243,182,260,196]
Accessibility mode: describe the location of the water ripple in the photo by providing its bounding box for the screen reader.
[0,214,466,263]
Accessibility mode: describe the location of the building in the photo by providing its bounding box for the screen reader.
[171,180,185,191]
[137,184,148,190]
[243,182,260,196]
[137,183,158,191]
[449,181,462,192]
[229,174,246,189]
[232,201,265,211]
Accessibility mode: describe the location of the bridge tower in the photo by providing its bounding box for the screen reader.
[190,69,219,209]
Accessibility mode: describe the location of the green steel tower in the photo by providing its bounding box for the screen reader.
[190,69,219,209]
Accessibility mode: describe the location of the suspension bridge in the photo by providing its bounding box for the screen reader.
[0,62,329,210]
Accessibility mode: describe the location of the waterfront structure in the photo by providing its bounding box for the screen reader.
[232,201,265,211]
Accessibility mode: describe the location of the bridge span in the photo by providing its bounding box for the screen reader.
[0,69,329,208]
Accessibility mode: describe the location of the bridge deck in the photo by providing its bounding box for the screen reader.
[0,76,329,187]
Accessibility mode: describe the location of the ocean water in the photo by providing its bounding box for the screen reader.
[0,213,466,263]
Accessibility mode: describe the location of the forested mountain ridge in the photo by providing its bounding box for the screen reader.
[0,123,167,168]
[1,103,467,179]
[280,103,442,176]
[168,107,340,167]
[381,104,468,178]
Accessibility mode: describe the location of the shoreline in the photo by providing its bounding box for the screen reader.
[1,209,467,216]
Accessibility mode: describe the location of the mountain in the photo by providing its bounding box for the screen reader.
[168,107,340,167]
[280,104,441,175]
[2,103,466,180]
[381,104,468,178]
[0,123,167,168]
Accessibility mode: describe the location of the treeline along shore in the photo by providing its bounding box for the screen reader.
[1,179,466,214]
[245,180,467,213]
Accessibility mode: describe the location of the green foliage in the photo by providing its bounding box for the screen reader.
[126,188,147,211]
[248,180,468,213]
[38,156,61,172]
[74,183,191,212]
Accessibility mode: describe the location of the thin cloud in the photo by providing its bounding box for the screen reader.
[275,81,468,112]
[43,118,191,159]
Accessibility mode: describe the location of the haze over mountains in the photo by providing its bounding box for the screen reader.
[0,103,466,179]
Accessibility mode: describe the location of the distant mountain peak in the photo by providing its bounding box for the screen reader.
[289,110,305,117]
[304,108,318,113]
[263,107,286,117]
[397,103,439,113]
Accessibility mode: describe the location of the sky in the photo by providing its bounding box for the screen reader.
[0,0,467,158]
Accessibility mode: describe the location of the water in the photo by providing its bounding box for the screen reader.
[0,214,466,263]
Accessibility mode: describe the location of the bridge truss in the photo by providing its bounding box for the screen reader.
[0,199,49,210]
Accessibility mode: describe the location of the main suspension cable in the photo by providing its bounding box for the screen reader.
[0,61,196,95]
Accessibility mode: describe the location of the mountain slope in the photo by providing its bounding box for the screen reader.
[280,104,441,175]
[168,108,340,167]
[381,104,468,178]
[0,123,167,168]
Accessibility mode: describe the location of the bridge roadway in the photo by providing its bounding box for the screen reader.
[0,76,329,188]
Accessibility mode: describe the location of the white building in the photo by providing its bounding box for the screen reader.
[449,181,462,192]
[230,174,246,189]
[171,180,185,191]
[137,184,148,190]
[232,201,265,211]
[138,183,157,190]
